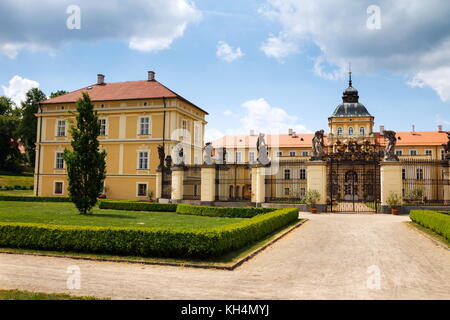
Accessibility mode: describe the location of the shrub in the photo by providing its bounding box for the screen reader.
[0,195,71,202]
[386,192,402,207]
[176,204,275,218]
[410,210,450,241]
[304,190,321,206]
[98,200,177,212]
[0,208,299,258]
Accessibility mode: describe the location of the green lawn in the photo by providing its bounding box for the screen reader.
[0,201,245,229]
[0,289,103,300]
[0,172,34,188]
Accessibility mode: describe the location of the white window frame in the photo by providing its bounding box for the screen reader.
[299,168,307,180]
[249,151,255,163]
[56,120,66,137]
[302,151,308,157]
[416,168,424,180]
[236,151,242,164]
[98,118,107,136]
[139,117,151,135]
[425,149,432,157]
[289,151,296,157]
[55,152,64,169]
[359,127,365,136]
[410,149,417,156]
[182,119,188,138]
[137,150,149,170]
[284,169,291,180]
[53,181,64,195]
[348,127,354,136]
[337,127,343,136]
[276,151,283,157]
[136,182,148,197]
[395,149,403,156]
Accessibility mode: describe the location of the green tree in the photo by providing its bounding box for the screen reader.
[64,92,106,214]
[0,115,22,172]
[16,88,47,167]
[50,90,68,98]
[0,96,15,116]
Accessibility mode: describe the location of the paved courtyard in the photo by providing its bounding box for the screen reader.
[0,213,449,300]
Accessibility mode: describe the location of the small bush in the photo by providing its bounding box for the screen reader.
[0,208,299,258]
[410,210,450,241]
[0,195,71,202]
[176,204,275,218]
[98,200,177,212]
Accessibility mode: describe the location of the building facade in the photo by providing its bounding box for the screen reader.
[34,72,207,200]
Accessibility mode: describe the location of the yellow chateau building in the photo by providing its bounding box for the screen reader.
[34,72,207,200]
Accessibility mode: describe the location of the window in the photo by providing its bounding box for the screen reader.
[55,152,64,169]
[284,188,290,196]
[416,168,423,180]
[137,183,147,197]
[138,151,149,170]
[337,127,343,136]
[98,119,106,136]
[442,150,445,160]
[56,120,66,137]
[194,125,200,145]
[410,150,417,156]
[300,188,306,197]
[396,150,403,156]
[402,168,406,180]
[276,151,283,157]
[54,182,63,195]
[236,152,242,163]
[182,119,187,137]
[302,151,309,157]
[348,127,354,136]
[289,151,296,157]
[360,127,365,136]
[284,169,291,180]
[194,185,199,196]
[139,117,150,135]
[299,169,306,180]
[425,150,432,156]
[249,152,255,163]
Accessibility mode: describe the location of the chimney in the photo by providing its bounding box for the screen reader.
[379,125,385,134]
[438,125,443,132]
[250,129,255,136]
[288,128,293,136]
[412,124,416,134]
[97,74,105,85]
[148,71,155,81]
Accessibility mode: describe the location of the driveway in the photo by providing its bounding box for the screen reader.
[0,213,449,299]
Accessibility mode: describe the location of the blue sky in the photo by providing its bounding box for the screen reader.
[1,0,449,141]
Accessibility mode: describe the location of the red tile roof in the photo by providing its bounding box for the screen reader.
[376,131,448,146]
[41,80,208,114]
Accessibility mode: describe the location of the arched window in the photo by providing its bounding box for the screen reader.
[360,127,365,136]
[348,127,354,136]
[337,127,343,136]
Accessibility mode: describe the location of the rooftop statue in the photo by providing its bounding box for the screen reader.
[256,133,270,165]
[311,130,325,160]
[443,132,450,160]
[172,143,184,166]
[203,142,214,165]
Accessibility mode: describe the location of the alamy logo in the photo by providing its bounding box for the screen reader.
[66,5,81,30]
[367,5,382,30]
[366,265,381,290]
[66,265,81,290]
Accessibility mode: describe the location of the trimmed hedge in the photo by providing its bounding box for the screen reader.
[176,203,275,218]
[410,210,450,241]
[0,195,71,202]
[98,200,177,212]
[0,208,299,258]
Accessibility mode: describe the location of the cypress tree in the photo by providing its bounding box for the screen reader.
[64,92,106,214]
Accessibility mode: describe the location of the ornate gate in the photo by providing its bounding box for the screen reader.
[327,142,381,213]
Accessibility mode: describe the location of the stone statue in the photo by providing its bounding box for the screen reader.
[311,130,325,160]
[383,130,399,161]
[164,155,172,169]
[256,133,270,165]
[215,147,226,164]
[157,145,165,170]
[172,143,184,166]
[204,142,214,165]
[443,132,450,160]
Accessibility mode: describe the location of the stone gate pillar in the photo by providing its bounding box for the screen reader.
[201,165,216,205]
[380,161,403,211]
[444,161,450,205]
[155,169,162,200]
[306,160,327,210]
[251,166,266,206]
[171,166,184,203]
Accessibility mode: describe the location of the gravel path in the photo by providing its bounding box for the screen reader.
[0,213,449,300]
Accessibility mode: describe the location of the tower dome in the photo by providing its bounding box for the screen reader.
[331,71,371,117]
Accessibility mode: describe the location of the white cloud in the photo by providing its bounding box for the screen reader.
[260,34,298,61]
[223,109,234,116]
[0,0,201,58]
[408,67,450,102]
[2,75,40,105]
[216,41,244,62]
[259,0,450,101]
[205,128,225,143]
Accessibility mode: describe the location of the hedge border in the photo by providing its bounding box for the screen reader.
[98,200,177,212]
[410,210,450,241]
[0,208,299,258]
[176,203,275,218]
[0,195,71,202]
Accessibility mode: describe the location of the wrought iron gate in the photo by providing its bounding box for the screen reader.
[328,157,381,213]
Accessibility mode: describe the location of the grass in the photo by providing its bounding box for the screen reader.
[406,221,450,247]
[0,201,245,229]
[0,289,104,300]
[0,172,34,188]
[0,189,33,196]
[0,219,304,268]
